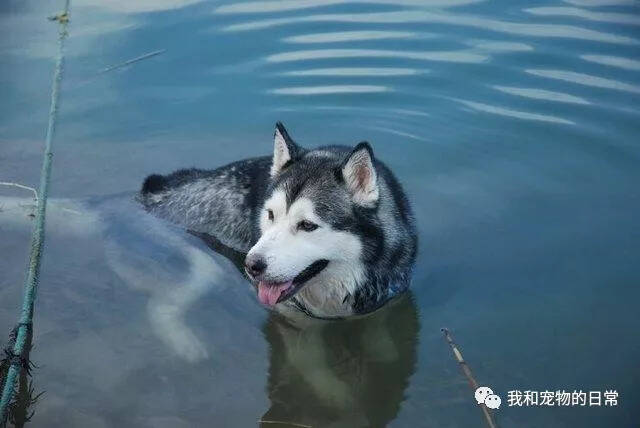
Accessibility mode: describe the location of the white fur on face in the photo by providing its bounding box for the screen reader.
[249,190,363,296]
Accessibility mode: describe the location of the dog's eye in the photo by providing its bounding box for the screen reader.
[297,220,318,232]
[267,209,274,221]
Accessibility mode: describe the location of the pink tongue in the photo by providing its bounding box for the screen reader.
[258,281,293,306]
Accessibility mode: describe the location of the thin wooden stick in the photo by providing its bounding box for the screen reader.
[441,328,498,428]
[0,182,38,202]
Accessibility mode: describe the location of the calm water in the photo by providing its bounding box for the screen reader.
[1,0,640,427]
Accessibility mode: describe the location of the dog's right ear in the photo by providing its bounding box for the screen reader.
[271,122,300,177]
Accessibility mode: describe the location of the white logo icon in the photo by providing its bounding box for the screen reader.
[485,394,502,409]
[475,386,501,409]
[475,386,494,405]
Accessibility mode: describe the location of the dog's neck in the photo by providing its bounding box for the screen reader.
[281,262,361,318]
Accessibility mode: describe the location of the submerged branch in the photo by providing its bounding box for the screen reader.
[441,328,498,428]
[0,182,38,202]
[99,49,167,74]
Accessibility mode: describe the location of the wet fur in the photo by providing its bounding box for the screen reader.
[139,124,417,317]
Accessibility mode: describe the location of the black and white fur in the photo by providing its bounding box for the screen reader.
[139,123,417,318]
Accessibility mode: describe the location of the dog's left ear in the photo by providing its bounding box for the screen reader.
[271,122,301,177]
[341,142,379,207]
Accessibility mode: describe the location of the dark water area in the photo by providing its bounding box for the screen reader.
[1,0,640,427]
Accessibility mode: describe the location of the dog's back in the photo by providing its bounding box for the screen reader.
[138,157,272,252]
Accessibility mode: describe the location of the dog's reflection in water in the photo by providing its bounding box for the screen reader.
[261,294,419,428]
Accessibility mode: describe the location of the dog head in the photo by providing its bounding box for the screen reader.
[245,123,381,309]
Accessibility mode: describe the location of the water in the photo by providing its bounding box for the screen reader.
[1,0,639,426]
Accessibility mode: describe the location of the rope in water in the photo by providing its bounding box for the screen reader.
[0,0,71,421]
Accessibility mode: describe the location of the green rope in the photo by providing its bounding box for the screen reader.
[0,0,70,421]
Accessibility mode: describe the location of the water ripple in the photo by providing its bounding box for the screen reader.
[222,11,639,45]
[269,85,392,95]
[526,69,640,94]
[283,30,423,44]
[581,54,640,71]
[391,108,431,117]
[83,0,203,13]
[280,67,425,76]
[275,105,430,117]
[470,40,534,52]
[456,99,575,125]
[493,86,591,105]
[563,0,637,6]
[266,48,487,64]
[525,7,640,26]
[366,125,430,142]
[214,0,482,14]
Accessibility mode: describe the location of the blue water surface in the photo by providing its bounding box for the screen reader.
[1,0,639,427]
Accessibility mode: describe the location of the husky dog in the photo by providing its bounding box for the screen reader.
[139,123,417,318]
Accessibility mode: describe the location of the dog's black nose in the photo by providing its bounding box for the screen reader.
[245,255,267,277]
